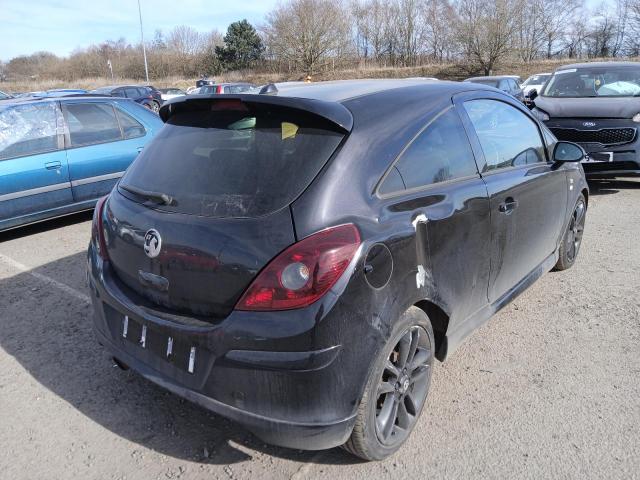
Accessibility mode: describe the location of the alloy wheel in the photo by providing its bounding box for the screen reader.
[375,325,432,446]
[566,199,586,262]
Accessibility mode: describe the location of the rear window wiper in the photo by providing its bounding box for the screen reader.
[120,184,174,206]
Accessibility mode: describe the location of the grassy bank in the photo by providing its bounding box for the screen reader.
[1,57,635,93]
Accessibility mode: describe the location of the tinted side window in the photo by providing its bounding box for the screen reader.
[379,108,478,194]
[63,103,122,146]
[124,88,139,98]
[228,85,251,94]
[463,99,545,172]
[0,102,59,160]
[116,108,146,139]
[111,90,125,98]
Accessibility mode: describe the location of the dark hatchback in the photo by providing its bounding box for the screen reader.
[87,80,588,460]
[92,85,162,113]
[463,76,525,103]
[531,61,640,177]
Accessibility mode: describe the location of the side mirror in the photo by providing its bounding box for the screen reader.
[553,141,585,162]
[528,89,538,100]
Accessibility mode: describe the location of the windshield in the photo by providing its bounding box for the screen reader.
[523,74,550,86]
[120,103,345,218]
[468,79,499,88]
[542,66,640,97]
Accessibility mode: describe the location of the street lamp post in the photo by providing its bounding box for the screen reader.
[137,0,149,83]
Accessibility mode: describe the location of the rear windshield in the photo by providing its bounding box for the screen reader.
[119,102,345,218]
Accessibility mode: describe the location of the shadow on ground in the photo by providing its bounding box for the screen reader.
[7,176,638,467]
[587,177,640,196]
[0,252,361,467]
[0,210,94,241]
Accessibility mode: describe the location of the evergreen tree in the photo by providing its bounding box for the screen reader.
[216,20,264,70]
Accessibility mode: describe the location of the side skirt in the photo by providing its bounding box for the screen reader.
[0,199,98,233]
[437,251,558,361]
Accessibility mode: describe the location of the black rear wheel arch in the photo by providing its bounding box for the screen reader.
[343,306,435,461]
[554,192,587,271]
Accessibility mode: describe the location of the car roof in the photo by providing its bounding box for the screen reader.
[464,76,513,81]
[203,82,254,87]
[261,78,483,102]
[556,61,640,71]
[0,94,120,106]
[161,79,495,131]
[95,85,149,91]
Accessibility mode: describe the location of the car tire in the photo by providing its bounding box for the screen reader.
[343,306,434,461]
[554,193,586,271]
[150,101,160,113]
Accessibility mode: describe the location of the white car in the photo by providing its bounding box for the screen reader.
[159,88,187,101]
[521,73,552,98]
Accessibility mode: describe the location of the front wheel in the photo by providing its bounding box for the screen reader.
[343,306,434,461]
[554,193,586,271]
[150,101,160,113]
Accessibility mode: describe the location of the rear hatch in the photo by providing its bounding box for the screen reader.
[103,96,350,319]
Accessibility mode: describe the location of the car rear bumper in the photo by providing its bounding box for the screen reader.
[92,327,355,450]
[87,245,362,450]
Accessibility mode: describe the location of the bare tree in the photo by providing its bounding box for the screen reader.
[263,0,352,76]
[626,0,640,55]
[456,0,519,75]
[563,14,588,58]
[587,3,617,57]
[514,0,546,61]
[539,0,582,58]
[424,0,459,62]
[611,0,630,56]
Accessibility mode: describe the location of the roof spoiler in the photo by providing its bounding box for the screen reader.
[159,94,353,133]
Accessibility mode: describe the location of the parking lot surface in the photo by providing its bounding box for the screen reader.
[0,179,639,480]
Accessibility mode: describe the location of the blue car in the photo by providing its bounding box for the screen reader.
[0,95,163,231]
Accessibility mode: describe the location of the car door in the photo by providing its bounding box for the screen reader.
[62,100,145,202]
[456,93,567,303]
[0,101,73,226]
[377,106,491,323]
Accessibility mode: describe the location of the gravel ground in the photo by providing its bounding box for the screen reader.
[0,179,638,480]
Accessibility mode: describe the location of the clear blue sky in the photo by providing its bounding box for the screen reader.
[0,0,280,61]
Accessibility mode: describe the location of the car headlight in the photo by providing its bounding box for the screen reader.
[531,108,549,121]
[633,113,640,123]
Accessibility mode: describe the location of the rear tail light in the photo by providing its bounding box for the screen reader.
[235,224,361,311]
[91,196,109,260]
[216,85,223,94]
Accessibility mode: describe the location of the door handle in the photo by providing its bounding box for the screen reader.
[499,197,518,214]
[45,161,61,170]
[137,147,144,153]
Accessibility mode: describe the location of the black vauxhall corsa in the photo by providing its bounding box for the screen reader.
[87,79,589,461]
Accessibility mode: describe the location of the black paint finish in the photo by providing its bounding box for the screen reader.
[88,80,588,451]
